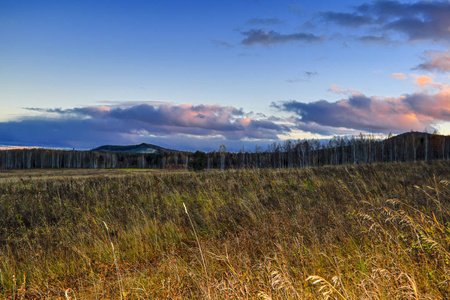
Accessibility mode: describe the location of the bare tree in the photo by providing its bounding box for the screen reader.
[219,144,226,171]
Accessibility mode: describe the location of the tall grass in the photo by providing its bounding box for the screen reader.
[0,161,450,298]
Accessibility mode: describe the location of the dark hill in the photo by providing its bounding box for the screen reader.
[388,131,432,141]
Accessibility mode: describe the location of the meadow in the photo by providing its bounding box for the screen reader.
[1,162,450,299]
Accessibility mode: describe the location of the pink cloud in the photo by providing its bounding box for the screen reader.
[412,75,450,91]
[406,91,450,120]
[329,84,363,96]
[96,105,111,112]
[414,75,433,87]
[391,73,407,80]
[416,50,450,73]
[275,86,450,134]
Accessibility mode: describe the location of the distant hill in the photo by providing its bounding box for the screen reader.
[388,131,432,141]
[91,143,177,154]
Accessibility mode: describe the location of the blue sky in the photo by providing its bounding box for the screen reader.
[1,0,449,151]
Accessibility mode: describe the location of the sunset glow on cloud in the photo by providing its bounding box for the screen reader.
[416,50,450,72]
[274,87,450,135]
[414,76,433,88]
[391,73,407,80]
[329,85,363,96]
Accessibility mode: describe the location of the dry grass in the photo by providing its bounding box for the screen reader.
[0,168,176,183]
[1,162,450,299]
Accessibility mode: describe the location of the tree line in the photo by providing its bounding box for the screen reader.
[1,131,449,171]
[0,148,189,170]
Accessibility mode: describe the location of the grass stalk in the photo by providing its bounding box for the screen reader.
[103,221,123,300]
[183,202,210,298]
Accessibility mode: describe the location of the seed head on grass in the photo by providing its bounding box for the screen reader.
[306,275,347,300]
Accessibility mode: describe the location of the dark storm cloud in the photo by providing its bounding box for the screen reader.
[241,29,321,46]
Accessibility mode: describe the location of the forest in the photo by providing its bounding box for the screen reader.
[1,131,449,170]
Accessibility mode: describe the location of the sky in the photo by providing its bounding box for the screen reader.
[0,0,449,151]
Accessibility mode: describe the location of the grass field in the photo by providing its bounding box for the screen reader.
[0,168,170,183]
[1,162,450,299]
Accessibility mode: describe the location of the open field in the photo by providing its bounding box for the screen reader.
[1,162,450,299]
[0,169,188,183]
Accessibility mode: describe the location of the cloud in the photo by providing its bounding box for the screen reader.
[246,18,282,26]
[305,71,318,78]
[414,75,433,88]
[212,40,234,48]
[321,12,374,27]
[415,50,450,73]
[286,71,319,83]
[329,84,363,96]
[1,103,290,150]
[356,35,389,43]
[412,75,449,91]
[321,0,450,43]
[292,119,360,136]
[0,146,34,150]
[391,73,407,80]
[274,89,450,134]
[241,29,321,46]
